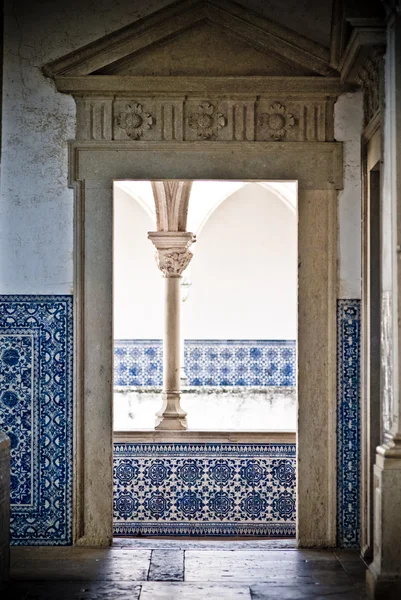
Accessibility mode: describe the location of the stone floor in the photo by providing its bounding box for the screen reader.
[1,539,369,599]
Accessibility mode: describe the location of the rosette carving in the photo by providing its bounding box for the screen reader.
[188,102,226,140]
[259,103,295,141]
[116,103,154,139]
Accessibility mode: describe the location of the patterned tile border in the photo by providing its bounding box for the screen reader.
[0,296,73,545]
[337,299,361,548]
[114,339,296,387]
[113,443,296,537]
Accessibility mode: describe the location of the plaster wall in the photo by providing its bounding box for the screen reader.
[334,91,364,300]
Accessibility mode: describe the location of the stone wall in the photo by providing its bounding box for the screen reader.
[0,432,10,581]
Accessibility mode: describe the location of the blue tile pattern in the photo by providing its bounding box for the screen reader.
[113,443,296,537]
[0,296,73,545]
[337,299,361,548]
[114,340,296,387]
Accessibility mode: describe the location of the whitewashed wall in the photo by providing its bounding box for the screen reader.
[1,0,360,302]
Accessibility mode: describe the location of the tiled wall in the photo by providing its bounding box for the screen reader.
[0,296,73,545]
[113,443,296,537]
[114,340,296,387]
[0,295,361,546]
[337,299,361,548]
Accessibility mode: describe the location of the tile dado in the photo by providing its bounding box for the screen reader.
[114,340,296,387]
[0,296,73,545]
[337,300,361,548]
[0,296,360,545]
[113,443,296,537]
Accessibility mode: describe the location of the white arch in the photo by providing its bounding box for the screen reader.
[114,181,156,224]
[114,180,298,244]
[190,180,297,241]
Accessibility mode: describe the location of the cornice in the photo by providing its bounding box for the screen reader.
[339,26,386,83]
[53,75,348,97]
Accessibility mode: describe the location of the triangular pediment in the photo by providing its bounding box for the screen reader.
[95,22,311,77]
[43,0,335,79]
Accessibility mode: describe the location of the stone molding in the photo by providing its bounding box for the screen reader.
[339,26,386,84]
[148,232,196,277]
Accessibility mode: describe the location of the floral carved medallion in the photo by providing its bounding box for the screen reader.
[117,103,154,139]
[188,102,226,140]
[259,103,295,141]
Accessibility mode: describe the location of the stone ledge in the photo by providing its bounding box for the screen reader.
[114,430,296,443]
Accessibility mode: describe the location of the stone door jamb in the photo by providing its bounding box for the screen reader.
[68,140,342,548]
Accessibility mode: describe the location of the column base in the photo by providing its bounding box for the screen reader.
[155,392,188,431]
[367,565,401,599]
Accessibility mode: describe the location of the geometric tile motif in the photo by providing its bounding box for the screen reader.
[185,340,296,386]
[113,443,296,537]
[337,299,361,548]
[0,295,73,545]
[114,340,163,387]
[114,340,296,387]
[0,334,35,505]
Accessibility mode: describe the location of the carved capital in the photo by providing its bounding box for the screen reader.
[156,248,193,277]
[148,232,196,277]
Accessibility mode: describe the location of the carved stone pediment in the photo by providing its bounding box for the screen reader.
[43,0,347,144]
[43,0,335,81]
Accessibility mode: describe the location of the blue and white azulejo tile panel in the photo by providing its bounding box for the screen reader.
[114,340,163,387]
[113,443,296,537]
[114,339,296,387]
[337,299,361,548]
[0,296,73,545]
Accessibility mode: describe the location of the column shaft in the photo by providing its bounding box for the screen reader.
[148,231,195,430]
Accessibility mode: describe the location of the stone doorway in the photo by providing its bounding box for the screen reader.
[68,143,339,547]
[43,0,343,547]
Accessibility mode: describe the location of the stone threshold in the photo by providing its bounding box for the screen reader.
[113,430,296,443]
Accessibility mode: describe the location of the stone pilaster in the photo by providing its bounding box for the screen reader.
[148,232,196,430]
[367,3,401,598]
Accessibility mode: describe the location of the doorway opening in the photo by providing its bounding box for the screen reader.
[112,179,297,538]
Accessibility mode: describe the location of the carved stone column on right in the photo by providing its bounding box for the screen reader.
[367,3,401,598]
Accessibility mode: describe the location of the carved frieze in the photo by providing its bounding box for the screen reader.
[357,48,384,127]
[75,96,335,143]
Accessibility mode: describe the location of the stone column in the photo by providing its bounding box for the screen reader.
[148,232,195,430]
[367,3,401,598]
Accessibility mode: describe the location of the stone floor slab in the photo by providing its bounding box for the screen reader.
[140,582,252,599]
[1,581,142,600]
[184,551,346,582]
[11,549,151,581]
[114,539,297,550]
[148,550,184,581]
[250,583,368,599]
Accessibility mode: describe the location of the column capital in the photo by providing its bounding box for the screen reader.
[148,232,196,277]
